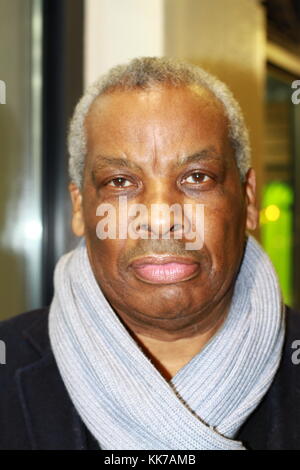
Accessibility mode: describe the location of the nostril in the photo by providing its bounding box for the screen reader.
[138,223,183,236]
[171,224,183,232]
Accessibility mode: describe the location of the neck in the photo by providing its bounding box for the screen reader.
[115,294,232,381]
[134,314,227,381]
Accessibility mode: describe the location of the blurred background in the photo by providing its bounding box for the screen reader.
[0,0,300,320]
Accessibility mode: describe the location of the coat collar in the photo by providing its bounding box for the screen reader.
[15,308,89,450]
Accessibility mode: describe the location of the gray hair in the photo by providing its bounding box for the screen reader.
[68,57,251,188]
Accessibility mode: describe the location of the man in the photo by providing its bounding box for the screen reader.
[1,57,300,450]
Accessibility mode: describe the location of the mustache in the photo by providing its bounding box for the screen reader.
[121,239,205,266]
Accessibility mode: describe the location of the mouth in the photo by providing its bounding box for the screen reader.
[129,255,200,284]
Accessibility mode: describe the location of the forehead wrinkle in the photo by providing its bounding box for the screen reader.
[150,122,160,175]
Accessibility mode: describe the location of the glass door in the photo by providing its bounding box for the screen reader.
[261,65,300,308]
[0,0,43,320]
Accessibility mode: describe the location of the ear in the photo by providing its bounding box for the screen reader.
[244,168,258,231]
[69,182,85,237]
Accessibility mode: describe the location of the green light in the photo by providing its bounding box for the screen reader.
[260,182,293,306]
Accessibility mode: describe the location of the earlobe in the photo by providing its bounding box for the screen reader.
[69,182,85,237]
[245,168,259,232]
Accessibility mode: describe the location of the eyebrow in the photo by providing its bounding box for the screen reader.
[92,155,143,172]
[175,149,223,168]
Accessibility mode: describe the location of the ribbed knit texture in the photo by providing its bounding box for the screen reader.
[48,235,285,450]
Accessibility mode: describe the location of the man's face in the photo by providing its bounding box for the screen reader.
[70,84,257,338]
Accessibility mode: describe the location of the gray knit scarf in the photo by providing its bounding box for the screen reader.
[48,235,285,450]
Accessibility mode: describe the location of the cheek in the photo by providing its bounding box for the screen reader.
[85,237,134,297]
[88,237,125,272]
[83,208,135,278]
[202,196,246,269]
[204,206,245,239]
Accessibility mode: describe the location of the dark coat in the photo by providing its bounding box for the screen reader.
[0,306,300,450]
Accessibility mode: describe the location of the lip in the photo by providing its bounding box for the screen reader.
[130,255,198,267]
[129,255,200,284]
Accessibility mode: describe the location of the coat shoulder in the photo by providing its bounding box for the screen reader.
[0,307,49,337]
[285,305,300,338]
[280,306,300,383]
[0,307,52,449]
[0,307,50,377]
[237,305,300,449]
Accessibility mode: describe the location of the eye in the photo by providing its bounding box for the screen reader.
[183,172,210,184]
[106,177,134,188]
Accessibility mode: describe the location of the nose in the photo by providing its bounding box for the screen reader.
[137,204,185,239]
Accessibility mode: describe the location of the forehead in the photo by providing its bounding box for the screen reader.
[84,84,232,168]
